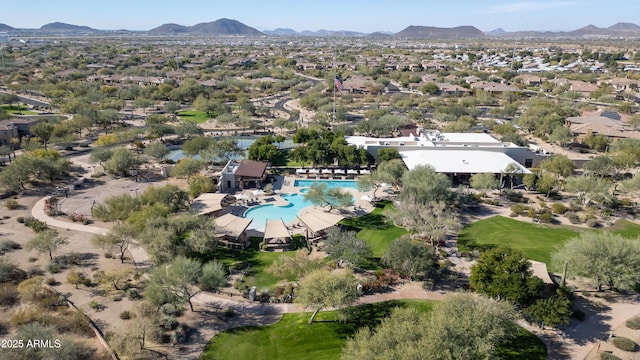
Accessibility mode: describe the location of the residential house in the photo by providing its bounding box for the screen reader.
[564,110,640,142]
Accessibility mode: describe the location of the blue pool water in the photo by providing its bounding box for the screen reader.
[243,180,358,231]
[244,193,313,231]
[293,179,359,190]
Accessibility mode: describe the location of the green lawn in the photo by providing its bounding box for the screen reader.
[177,110,210,124]
[200,300,545,360]
[457,216,640,269]
[339,200,407,258]
[1,104,37,115]
[197,237,306,291]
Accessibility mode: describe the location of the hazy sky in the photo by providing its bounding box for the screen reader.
[2,0,638,33]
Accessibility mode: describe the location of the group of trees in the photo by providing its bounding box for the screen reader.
[0,148,71,190]
[342,293,518,359]
[470,247,572,329]
[290,128,371,168]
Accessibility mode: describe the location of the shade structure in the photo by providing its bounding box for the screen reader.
[347,169,359,175]
[263,219,292,244]
[359,169,371,174]
[321,169,333,174]
[214,213,253,239]
[308,169,320,174]
[191,193,229,216]
[295,168,308,174]
[334,169,346,175]
[296,207,345,234]
[529,260,555,285]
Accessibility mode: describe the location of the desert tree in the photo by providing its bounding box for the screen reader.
[25,229,69,260]
[295,268,358,324]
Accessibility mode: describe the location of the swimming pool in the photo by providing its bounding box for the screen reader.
[293,179,359,190]
[244,193,313,231]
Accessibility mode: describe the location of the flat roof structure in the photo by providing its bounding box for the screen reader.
[191,193,231,216]
[400,150,531,174]
[214,213,253,240]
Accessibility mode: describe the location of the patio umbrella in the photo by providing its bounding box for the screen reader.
[347,169,359,175]
[321,169,333,174]
[296,168,308,174]
[334,169,346,175]
[309,169,319,174]
[359,169,371,174]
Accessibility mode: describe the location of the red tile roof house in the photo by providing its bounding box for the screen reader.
[218,160,269,193]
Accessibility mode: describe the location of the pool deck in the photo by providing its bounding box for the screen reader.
[230,175,377,236]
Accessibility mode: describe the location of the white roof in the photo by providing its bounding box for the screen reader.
[191,193,229,216]
[400,150,531,174]
[264,219,291,240]
[297,207,345,233]
[439,132,500,143]
[214,213,253,239]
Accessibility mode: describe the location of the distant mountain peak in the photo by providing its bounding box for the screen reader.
[395,25,485,39]
[149,18,262,36]
[40,22,97,32]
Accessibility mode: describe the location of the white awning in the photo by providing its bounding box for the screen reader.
[191,193,229,216]
[296,168,308,174]
[297,207,345,233]
[214,213,253,239]
[264,219,291,240]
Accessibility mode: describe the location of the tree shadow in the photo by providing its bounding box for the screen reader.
[560,297,612,346]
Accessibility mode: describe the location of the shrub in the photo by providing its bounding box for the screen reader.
[0,258,24,283]
[104,252,113,259]
[551,203,569,214]
[586,218,600,228]
[125,288,140,300]
[16,216,25,224]
[160,315,178,330]
[160,303,180,317]
[0,283,18,306]
[4,199,19,210]
[565,212,582,224]
[23,217,48,233]
[539,212,553,223]
[119,310,132,320]
[45,277,57,286]
[510,204,526,214]
[527,208,536,218]
[82,278,92,287]
[88,300,99,309]
[625,316,640,330]
[28,257,38,262]
[0,240,21,252]
[612,336,637,352]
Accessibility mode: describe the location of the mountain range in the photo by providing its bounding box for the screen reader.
[1,18,640,39]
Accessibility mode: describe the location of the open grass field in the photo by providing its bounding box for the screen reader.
[200,300,546,360]
[458,216,640,269]
[339,200,407,258]
[177,110,210,124]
